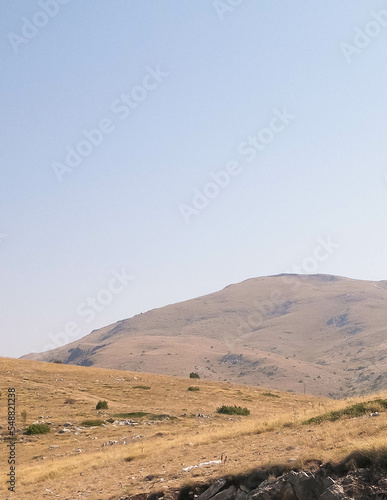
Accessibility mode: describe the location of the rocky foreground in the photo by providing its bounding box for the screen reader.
[124,452,387,500]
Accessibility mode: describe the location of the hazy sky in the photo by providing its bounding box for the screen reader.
[1,1,387,358]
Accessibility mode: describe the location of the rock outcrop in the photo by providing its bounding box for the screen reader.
[123,457,387,500]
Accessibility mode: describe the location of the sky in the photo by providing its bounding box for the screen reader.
[1,0,387,358]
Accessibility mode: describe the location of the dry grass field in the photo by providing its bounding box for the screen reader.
[0,357,386,499]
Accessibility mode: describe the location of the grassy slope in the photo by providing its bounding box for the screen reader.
[0,357,386,499]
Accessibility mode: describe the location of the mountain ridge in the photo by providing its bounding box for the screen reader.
[22,274,387,398]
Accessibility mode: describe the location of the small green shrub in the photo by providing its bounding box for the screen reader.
[96,400,109,410]
[189,372,200,379]
[113,412,148,419]
[81,419,104,427]
[112,412,173,421]
[52,360,63,364]
[304,399,387,425]
[25,424,50,435]
[217,405,250,416]
[133,386,151,390]
[188,386,200,391]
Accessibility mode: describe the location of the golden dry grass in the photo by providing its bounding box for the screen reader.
[0,357,386,499]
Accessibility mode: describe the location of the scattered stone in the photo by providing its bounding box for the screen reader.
[183,460,222,472]
[102,440,118,447]
[117,420,138,426]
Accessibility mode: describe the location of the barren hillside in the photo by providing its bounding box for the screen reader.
[22,274,387,398]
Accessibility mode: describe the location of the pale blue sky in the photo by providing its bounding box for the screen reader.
[1,1,387,357]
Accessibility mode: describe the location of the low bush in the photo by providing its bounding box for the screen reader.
[188,386,200,391]
[189,372,200,379]
[64,398,76,405]
[113,411,148,419]
[217,405,250,416]
[96,400,109,410]
[133,386,151,390]
[25,424,50,435]
[81,419,104,427]
[304,399,387,425]
[112,412,173,420]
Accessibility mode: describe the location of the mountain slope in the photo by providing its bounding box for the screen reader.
[22,274,387,398]
[2,357,386,499]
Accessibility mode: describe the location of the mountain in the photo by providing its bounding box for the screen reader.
[22,274,387,398]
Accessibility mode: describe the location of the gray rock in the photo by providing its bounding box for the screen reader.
[239,485,250,494]
[235,488,248,500]
[319,484,347,500]
[197,479,227,500]
[289,471,322,500]
[281,482,298,500]
[322,477,336,489]
[248,477,286,500]
[212,485,237,500]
